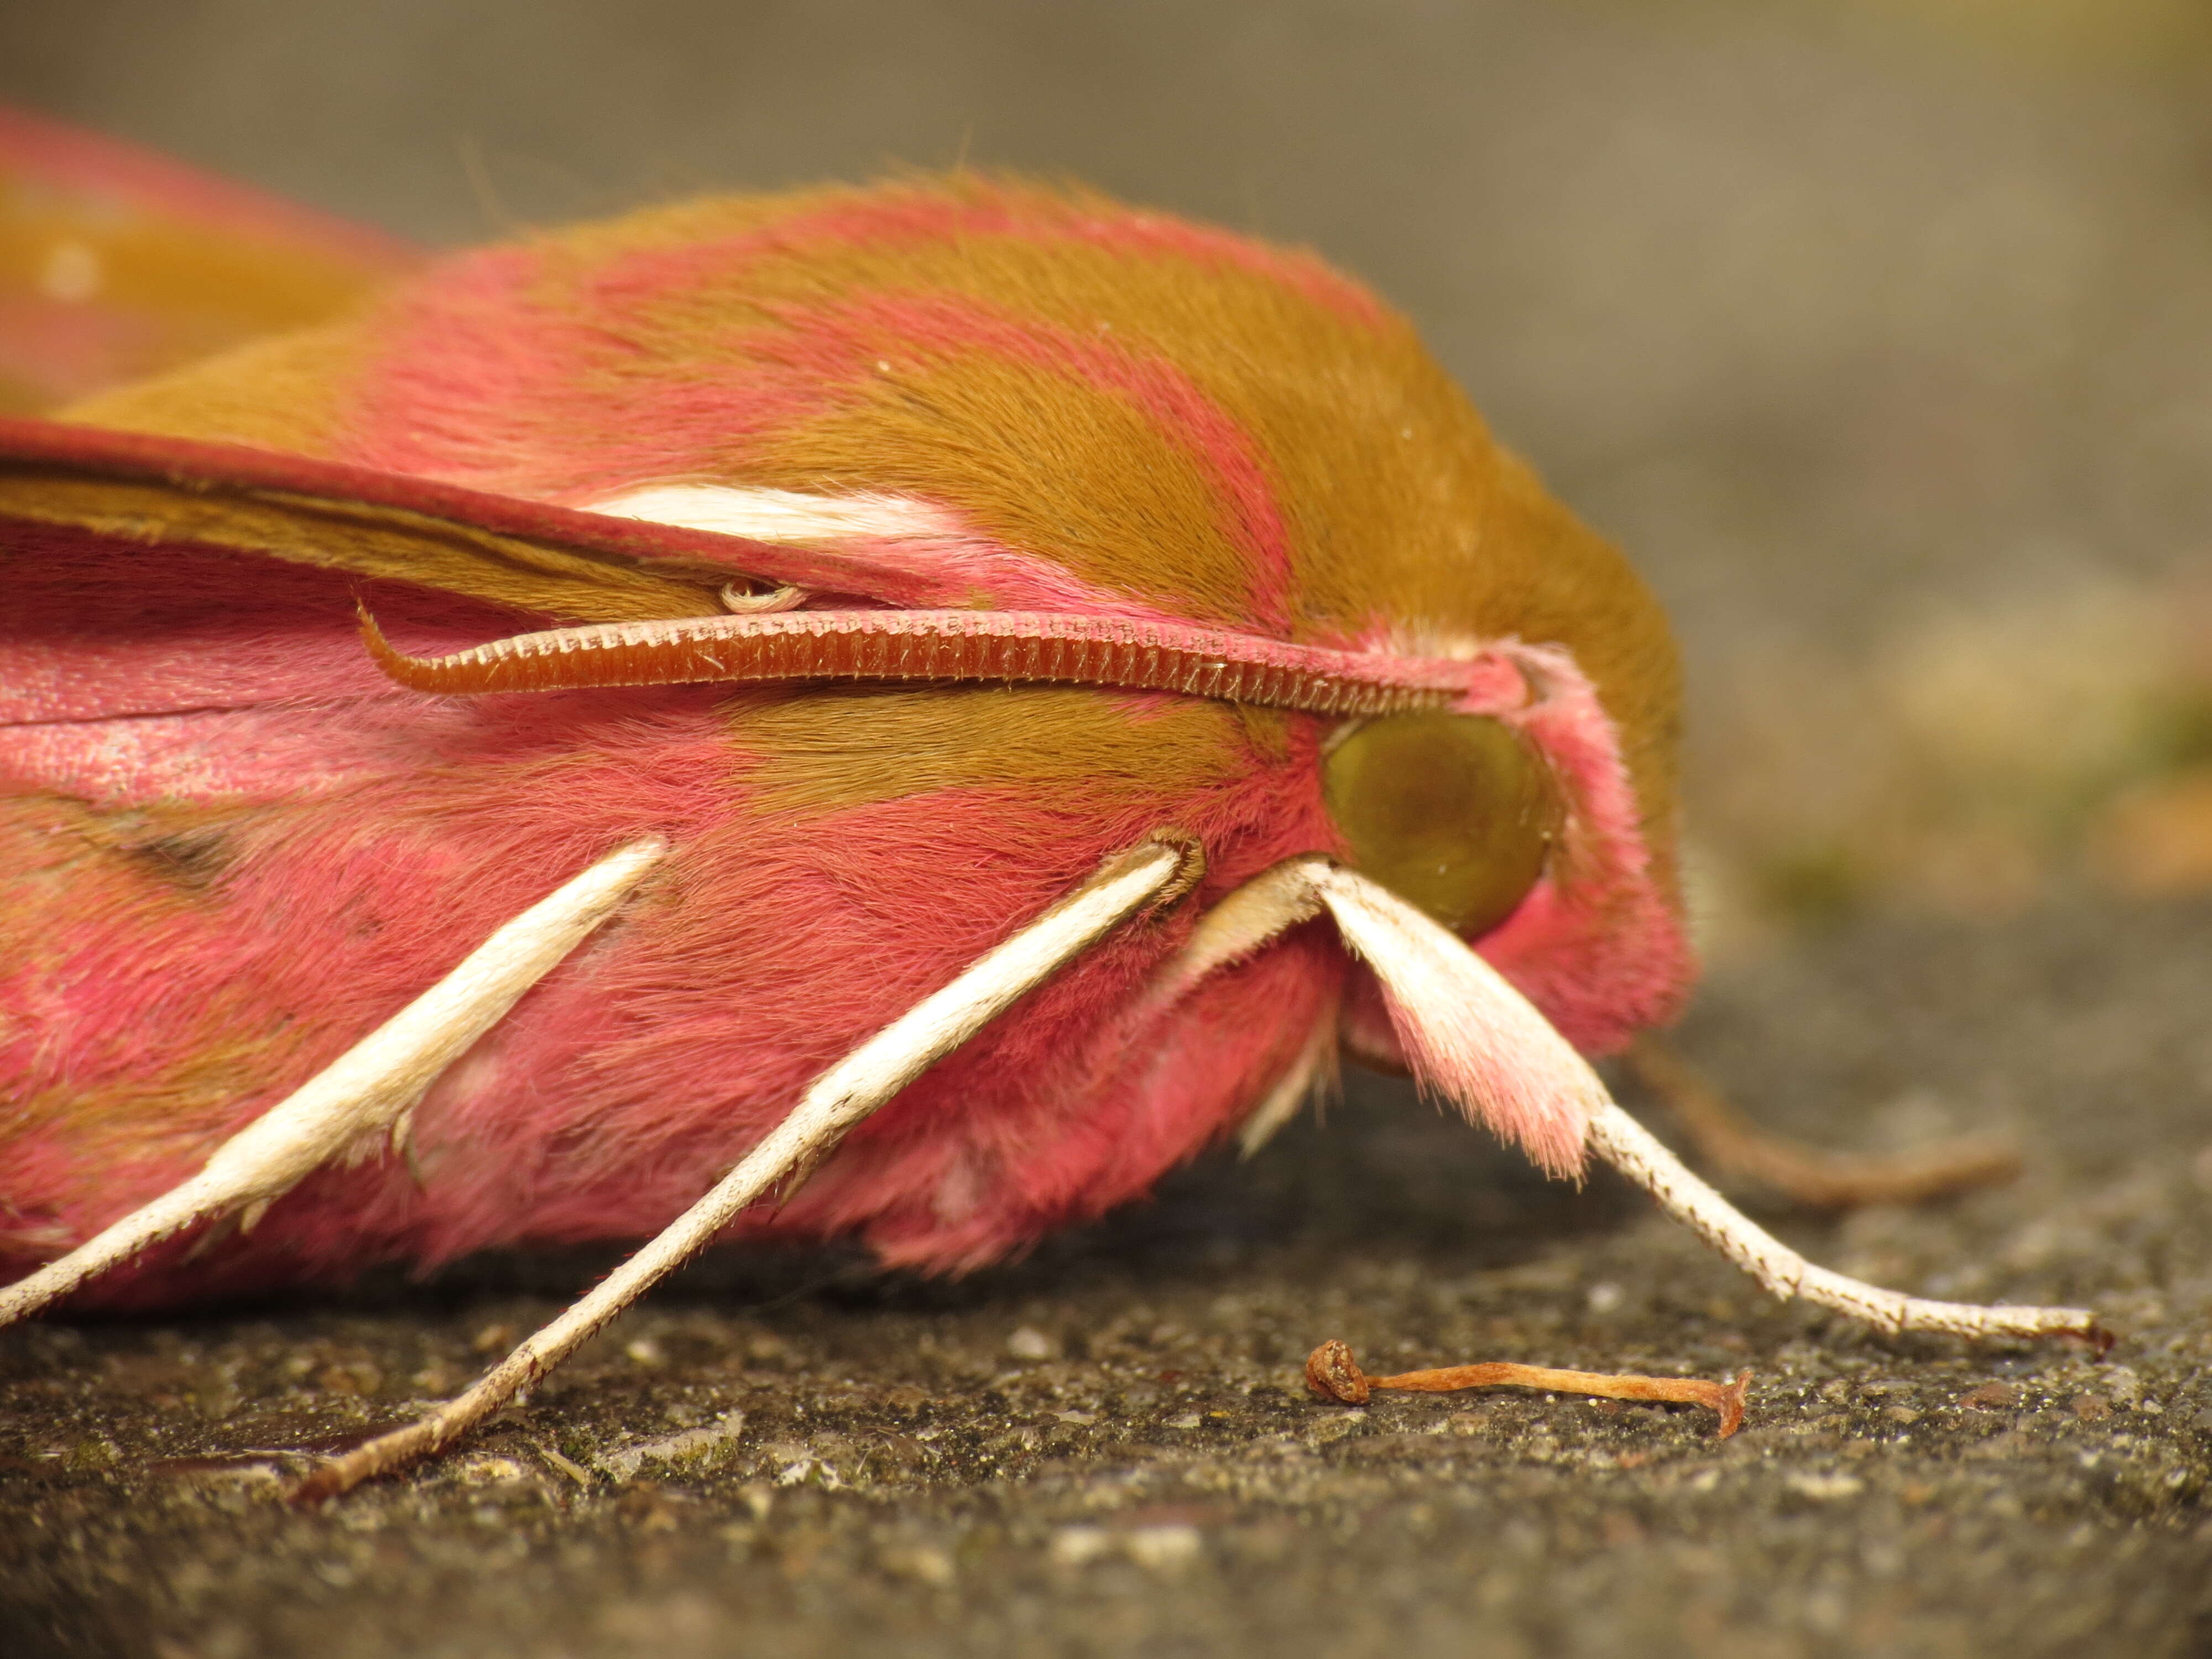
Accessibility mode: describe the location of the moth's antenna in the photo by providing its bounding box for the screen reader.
[358,605,1524,719]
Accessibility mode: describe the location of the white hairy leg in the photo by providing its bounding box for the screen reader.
[1152,856,2104,1344]
[0,837,670,1327]
[294,835,1197,1502]
[1582,1103,2095,1340]
[1236,1014,1337,1159]
[1623,1033,2021,1209]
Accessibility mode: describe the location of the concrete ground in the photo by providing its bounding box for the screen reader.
[3,3,2210,1655]
[5,894,2211,1657]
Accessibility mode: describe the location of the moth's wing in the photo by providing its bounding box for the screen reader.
[0,106,421,414]
[0,416,762,621]
[0,411,1022,719]
[0,114,788,699]
[0,415,862,733]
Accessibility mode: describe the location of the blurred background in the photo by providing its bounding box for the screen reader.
[4,0,2210,962]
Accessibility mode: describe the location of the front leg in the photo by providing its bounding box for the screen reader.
[1150,855,2106,1347]
[0,837,669,1326]
[293,833,1200,1502]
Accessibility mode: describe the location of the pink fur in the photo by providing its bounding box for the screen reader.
[1,532,536,727]
[0,532,1682,1306]
[582,186,1390,333]
[0,613,1676,1297]
[1,591,1345,1296]
[1316,867,1598,1178]
[750,289,1298,628]
[1473,641,1692,1053]
[349,270,1296,625]
[0,178,1693,1308]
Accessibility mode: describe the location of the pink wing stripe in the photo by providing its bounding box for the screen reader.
[592,188,1390,331]
[805,291,1298,628]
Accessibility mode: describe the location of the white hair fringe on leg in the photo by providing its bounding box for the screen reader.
[1150,856,2105,1348]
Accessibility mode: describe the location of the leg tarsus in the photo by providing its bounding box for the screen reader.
[1626,1035,2021,1210]
[1585,1100,2104,1344]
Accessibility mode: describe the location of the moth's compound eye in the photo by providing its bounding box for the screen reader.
[1322,712,1561,936]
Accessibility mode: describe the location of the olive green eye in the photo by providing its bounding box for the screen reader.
[1322,712,1561,936]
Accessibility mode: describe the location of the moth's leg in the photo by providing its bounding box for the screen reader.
[1159,858,2104,1347]
[1625,1034,2021,1209]
[292,834,1198,1503]
[1149,857,1325,1002]
[1236,1013,1337,1159]
[1584,1099,2100,1342]
[1315,863,2103,1343]
[1135,857,1338,1158]
[0,837,670,1327]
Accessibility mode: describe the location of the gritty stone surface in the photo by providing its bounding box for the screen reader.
[6,895,2212,1658]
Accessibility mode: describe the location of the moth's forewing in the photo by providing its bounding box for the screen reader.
[0,416,1105,621]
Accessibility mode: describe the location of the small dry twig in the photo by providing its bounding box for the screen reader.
[1305,1339,1750,1437]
